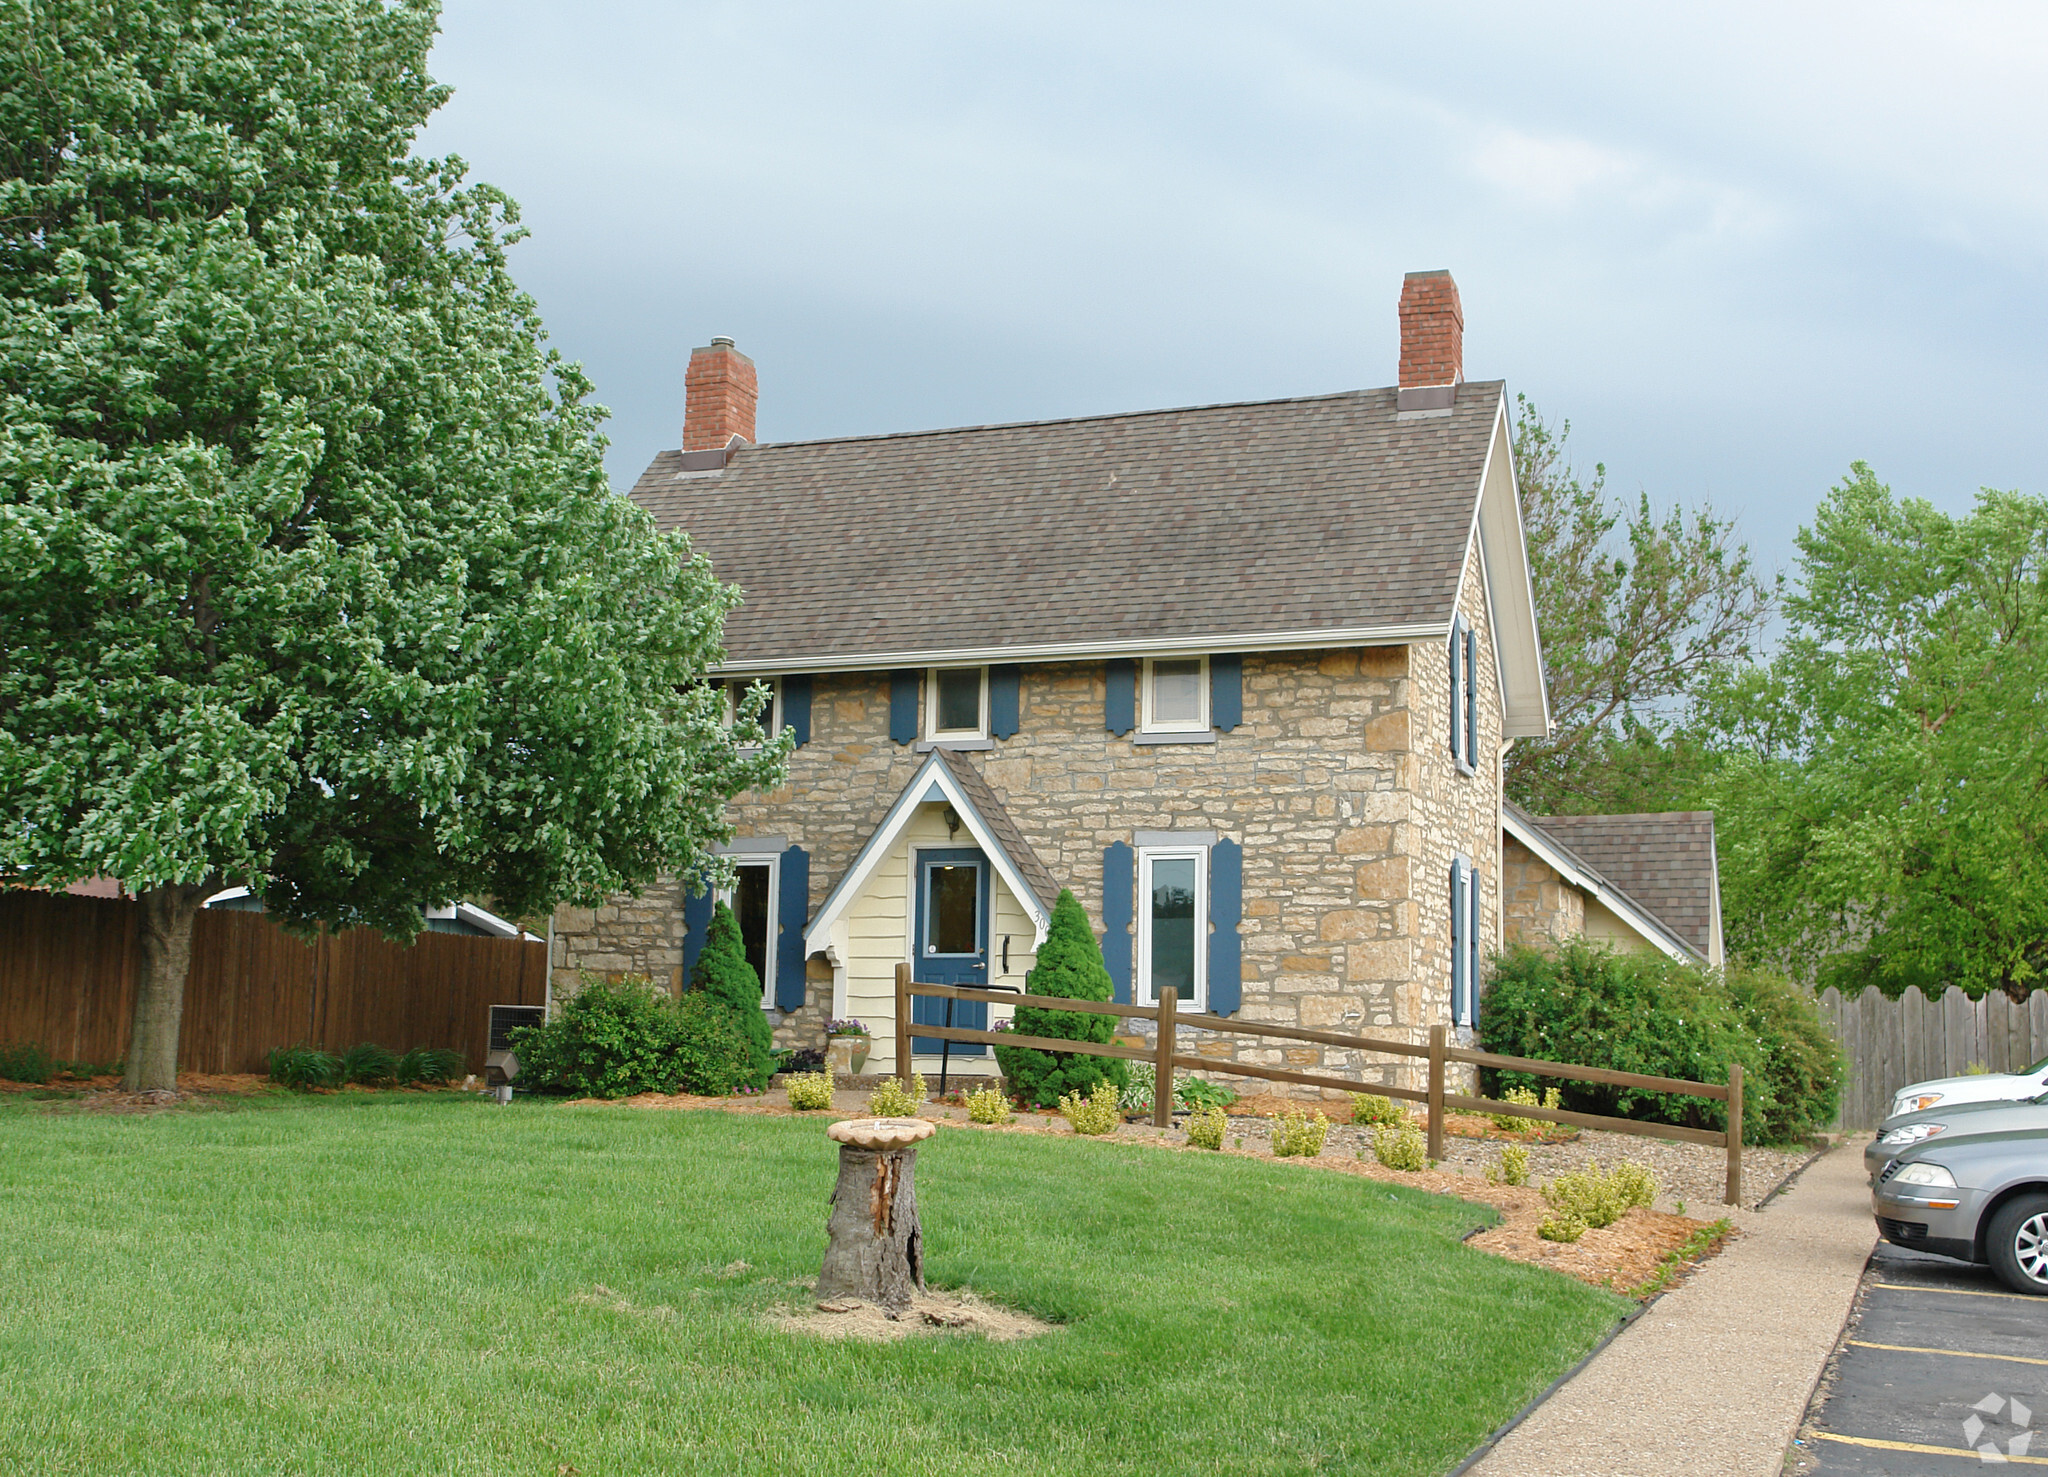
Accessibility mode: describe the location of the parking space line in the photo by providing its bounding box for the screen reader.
[1872,1281,2048,1304]
[1813,1431,2048,1466]
[1848,1339,2048,1367]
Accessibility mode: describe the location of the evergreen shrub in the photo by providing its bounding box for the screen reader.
[1373,1121,1427,1171]
[0,1042,53,1084]
[1480,940,1842,1145]
[687,901,777,1089]
[994,890,1129,1108]
[512,974,683,1098]
[1350,1092,1406,1126]
[1059,1080,1121,1135]
[1486,1143,1530,1186]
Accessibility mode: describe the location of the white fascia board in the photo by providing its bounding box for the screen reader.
[452,901,531,940]
[712,623,1447,677]
[1470,400,1552,740]
[804,752,1053,955]
[1500,810,1700,965]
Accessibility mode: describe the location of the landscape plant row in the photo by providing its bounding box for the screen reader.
[267,1043,465,1090]
[0,1042,120,1085]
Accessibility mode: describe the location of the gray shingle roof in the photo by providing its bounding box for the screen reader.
[1523,809,1720,960]
[934,748,1059,912]
[628,382,1504,667]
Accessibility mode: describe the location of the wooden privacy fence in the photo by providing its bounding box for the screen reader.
[895,965,1748,1205]
[0,889,547,1074]
[1817,984,2048,1130]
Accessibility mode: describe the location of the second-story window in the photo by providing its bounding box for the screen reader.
[1141,655,1209,734]
[926,666,988,740]
[724,677,781,743]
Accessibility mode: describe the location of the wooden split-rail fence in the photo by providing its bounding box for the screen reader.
[894,964,1748,1205]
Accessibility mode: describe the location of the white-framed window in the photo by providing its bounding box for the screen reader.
[1448,617,1478,774]
[1137,844,1207,1009]
[717,854,779,1010]
[1141,655,1209,734]
[925,665,989,740]
[724,676,781,743]
[1450,855,1482,1028]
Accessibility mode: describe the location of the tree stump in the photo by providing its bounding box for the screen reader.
[816,1117,933,1312]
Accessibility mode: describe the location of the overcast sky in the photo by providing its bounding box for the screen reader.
[420,1,2047,570]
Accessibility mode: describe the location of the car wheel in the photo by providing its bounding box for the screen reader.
[1985,1193,2048,1296]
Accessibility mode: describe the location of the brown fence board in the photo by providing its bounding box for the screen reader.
[1,890,543,1075]
[1818,984,2047,1129]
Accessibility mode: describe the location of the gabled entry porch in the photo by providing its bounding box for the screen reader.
[804,749,1058,1078]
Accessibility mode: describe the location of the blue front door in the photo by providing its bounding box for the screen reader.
[912,848,989,1055]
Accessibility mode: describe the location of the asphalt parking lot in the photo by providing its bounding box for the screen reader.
[1796,1241,2048,1472]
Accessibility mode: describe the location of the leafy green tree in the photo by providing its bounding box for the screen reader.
[1712,467,2048,999]
[995,889,1128,1108]
[1507,398,1775,814]
[686,901,776,1088]
[0,1,787,1091]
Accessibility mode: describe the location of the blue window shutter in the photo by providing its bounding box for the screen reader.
[1464,623,1480,768]
[1467,864,1483,1030]
[889,669,919,745]
[1450,857,1469,1025]
[1104,659,1135,735]
[775,846,810,1011]
[682,885,713,988]
[783,675,811,748]
[1101,842,1134,1004]
[1209,654,1242,732]
[1448,623,1464,765]
[1208,838,1243,1016]
[989,664,1021,739]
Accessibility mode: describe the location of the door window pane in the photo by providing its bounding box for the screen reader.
[934,668,982,733]
[734,864,772,997]
[1148,856,1197,998]
[927,864,979,954]
[1150,659,1204,726]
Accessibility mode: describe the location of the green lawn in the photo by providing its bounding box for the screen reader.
[0,1093,1623,1476]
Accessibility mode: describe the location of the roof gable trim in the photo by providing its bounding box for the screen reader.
[804,752,1055,955]
[1500,808,1701,964]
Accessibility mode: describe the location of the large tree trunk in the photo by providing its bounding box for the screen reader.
[816,1143,926,1312]
[122,883,212,1093]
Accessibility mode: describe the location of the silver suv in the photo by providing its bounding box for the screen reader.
[1867,1095,2048,1295]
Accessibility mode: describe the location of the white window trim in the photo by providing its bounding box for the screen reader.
[716,852,779,1011]
[1451,856,1482,1028]
[724,676,782,743]
[1141,654,1210,734]
[1136,843,1208,1011]
[925,665,990,740]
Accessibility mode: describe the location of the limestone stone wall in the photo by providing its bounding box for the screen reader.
[557,563,1508,1094]
[1501,832,1586,949]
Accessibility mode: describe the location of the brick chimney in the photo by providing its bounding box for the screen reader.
[683,336,757,451]
[1397,270,1463,393]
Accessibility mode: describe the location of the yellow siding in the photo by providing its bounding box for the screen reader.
[1582,895,1660,956]
[843,802,1038,1077]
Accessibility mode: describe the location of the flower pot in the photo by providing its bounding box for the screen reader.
[845,1035,871,1074]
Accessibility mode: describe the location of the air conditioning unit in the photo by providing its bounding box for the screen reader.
[486,1004,547,1101]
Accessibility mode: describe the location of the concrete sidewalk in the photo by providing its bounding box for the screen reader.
[1465,1142,1876,1477]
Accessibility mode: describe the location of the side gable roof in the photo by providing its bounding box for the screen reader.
[1525,810,1722,964]
[1501,803,1705,965]
[803,749,1057,955]
[631,382,1519,676]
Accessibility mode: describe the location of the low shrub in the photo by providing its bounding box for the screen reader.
[1177,1076,1237,1111]
[394,1046,464,1086]
[1480,940,1843,1146]
[1490,1085,1560,1132]
[1542,1160,1659,1230]
[268,1043,342,1091]
[510,974,718,1099]
[867,1072,928,1117]
[1119,1060,1160,1113]
[1350,1091,1407,1126]
[340,1042,399,1086]
[0,1041,53,1085]
[784,1071,835,1110]
[1538,1211,1585,1243]
[1486,1143,1530,1186]
[965,1083,1013,1124]
[1373,1120,1427,1172]
[1185,1105,1227,1150]
[1059,1080,1121,1136]
[1271,1106,1330,1158]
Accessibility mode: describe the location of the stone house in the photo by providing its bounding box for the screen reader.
[554,270,1667,1092]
